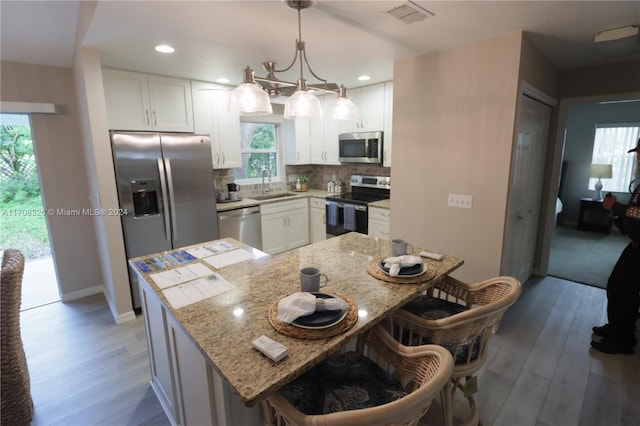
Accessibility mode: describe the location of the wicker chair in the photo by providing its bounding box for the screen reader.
[387,275,522,426]
[261,324,454,426]
[1,249,34,425]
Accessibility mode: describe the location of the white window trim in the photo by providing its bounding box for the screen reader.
[589,123,639,192]
[237,114,285,185]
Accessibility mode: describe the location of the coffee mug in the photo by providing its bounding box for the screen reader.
[392,239,414,256]
[218,191,229,201]
[300,267,328,292]
[229,191,239,201]
[227,183,240,192]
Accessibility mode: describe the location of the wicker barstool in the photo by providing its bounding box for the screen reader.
[1,249,34,425]
[387,275,522,426]
[262,324,454,426]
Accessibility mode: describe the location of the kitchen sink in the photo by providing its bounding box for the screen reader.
[250,192,298,201]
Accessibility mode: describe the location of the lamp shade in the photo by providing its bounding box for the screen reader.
[228,83,273,116]
[284,89,322,119]
[326,85,359,120]
[590,164,613,179]
[228,67,273,116]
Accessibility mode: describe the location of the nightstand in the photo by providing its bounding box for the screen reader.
[577,197,612,234]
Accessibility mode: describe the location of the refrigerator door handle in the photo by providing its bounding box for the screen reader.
[164,158,178,241]
[157,158,171,241]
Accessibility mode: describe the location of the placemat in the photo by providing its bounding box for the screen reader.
[367,256,436,284]
[268,292,358,339]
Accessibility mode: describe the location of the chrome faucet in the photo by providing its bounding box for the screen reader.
[260,168,272,195]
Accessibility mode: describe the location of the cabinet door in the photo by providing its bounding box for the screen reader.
[368,218,390,240]
[139,283,179,422]
[286,208,310,249]
[309,112,327,164]
[211,90,242,169]
[309,202,326,243]
[192,82,242,169]
[103,69,152,131]
[261,213,288,254]
[167,314,216,426]
[358,83,385,132]
[383,82,393,167]
[147,75,194,132]
[340,84,385,133]
[284,120,311,165]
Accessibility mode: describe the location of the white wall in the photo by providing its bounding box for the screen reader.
[391,32,523,282]
[72,47,135,324]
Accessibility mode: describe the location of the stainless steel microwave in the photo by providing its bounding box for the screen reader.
[338,131,383,164]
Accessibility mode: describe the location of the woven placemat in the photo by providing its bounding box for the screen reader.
[268,292,358,339]
[367,257,436,284]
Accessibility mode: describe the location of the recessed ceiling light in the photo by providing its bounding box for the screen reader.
[155,44,175,53]
[357,75,371,81]
[216,78,230,84]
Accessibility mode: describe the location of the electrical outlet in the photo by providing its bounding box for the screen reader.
[448,194,473,209]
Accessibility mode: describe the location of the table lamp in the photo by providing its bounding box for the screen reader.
[590,163,613,200]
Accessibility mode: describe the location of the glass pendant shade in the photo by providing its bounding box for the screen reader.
[326,85,358,120]
[284,81,322,119]
[228,67,273,116]
[326,96,358,120]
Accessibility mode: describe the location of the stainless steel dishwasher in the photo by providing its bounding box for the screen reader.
[217,206,262,250]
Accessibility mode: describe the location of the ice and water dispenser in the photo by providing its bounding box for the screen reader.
[130,180,159,217]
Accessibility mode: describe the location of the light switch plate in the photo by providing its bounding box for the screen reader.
[448,193,473,209]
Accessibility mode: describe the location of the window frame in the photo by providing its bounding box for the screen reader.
[234,115,285,185]
[588,123,639,193]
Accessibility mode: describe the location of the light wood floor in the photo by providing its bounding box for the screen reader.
[19,276,639,426]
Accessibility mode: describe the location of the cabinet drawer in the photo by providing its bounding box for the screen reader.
[261,198,308,215]
[369,207,391,222]
[309,197,325,209]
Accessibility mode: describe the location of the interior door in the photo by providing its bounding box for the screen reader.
[502,95,551,283]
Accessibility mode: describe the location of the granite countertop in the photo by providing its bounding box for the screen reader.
[216,189,330,212]
[129,233,463,407]
[369,198,391,209]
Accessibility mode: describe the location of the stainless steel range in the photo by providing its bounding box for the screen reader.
[325,175,390,237]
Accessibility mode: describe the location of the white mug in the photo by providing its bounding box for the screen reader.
[392,239,414,256]
[229,191,239,201]
[300,267,328,292]
[218,192,229,201]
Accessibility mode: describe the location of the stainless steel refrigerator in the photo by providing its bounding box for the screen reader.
[110,131,219,308]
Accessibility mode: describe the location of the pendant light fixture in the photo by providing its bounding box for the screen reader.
[229,0,358,120]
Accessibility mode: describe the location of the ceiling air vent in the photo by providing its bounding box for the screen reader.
[386,1,434,24]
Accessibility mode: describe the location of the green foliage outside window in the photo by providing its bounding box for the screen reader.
[1,124,40,203]
[234,123,279,181]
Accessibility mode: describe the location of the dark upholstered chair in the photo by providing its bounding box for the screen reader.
[1,249,34,425]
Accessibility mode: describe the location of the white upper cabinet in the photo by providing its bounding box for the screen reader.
[340,83,385,133]
[310,95,341,165]
[192,81,242,169]
[103,69,194,132]
[284,119,312,165]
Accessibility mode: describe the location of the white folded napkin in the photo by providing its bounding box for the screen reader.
[383,255,424,277]
[277,292,347,323]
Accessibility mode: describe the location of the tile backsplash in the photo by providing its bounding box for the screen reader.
[212,164,390,197]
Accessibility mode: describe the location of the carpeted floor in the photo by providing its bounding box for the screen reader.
[548,225,630,288]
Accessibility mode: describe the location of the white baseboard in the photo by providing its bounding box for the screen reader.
[60,285,103,302]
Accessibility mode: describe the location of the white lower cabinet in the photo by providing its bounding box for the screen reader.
[140,280,262,425]
[309,197,327,243]
[368,207,391,240]
[261,199,309,254]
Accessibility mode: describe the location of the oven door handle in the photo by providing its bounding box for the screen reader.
[325,201,367,211]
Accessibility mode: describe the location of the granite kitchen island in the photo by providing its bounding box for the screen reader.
[130,233,464,425]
